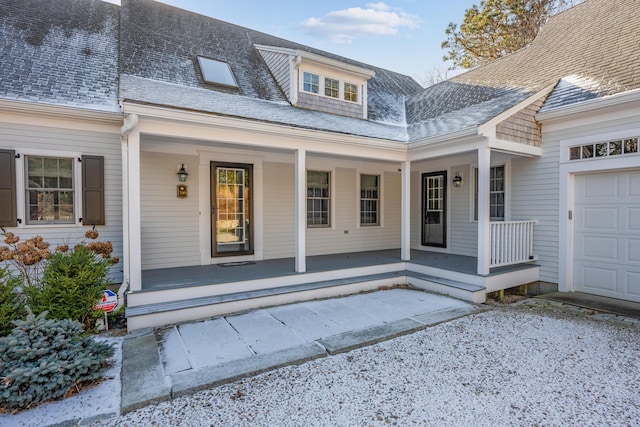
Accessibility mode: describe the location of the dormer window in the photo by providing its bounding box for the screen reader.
[197,56,238,89]
[255,45,374,119]
[344,83,358,103]
[303,72,319,94]
[324,78,339,98]
[302,73,360,104]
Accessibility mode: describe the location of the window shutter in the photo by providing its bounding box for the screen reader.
[0,150,17,227]
[82,155,105,225]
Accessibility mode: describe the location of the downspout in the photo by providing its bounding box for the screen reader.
[117,113,139,309]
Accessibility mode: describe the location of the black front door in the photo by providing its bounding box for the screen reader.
[421,171,446,247]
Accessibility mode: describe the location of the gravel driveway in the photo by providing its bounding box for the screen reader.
[93,303,640,426]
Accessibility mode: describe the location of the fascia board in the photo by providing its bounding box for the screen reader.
[122,102,407,160]
[536,88,640,123]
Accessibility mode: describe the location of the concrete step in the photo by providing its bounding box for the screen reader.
[125,270,487,330]
[405,271,486,304]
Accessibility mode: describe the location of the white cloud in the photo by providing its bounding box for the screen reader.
[300,3,421,44]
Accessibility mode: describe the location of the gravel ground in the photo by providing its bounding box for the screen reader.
[93,304,640,427]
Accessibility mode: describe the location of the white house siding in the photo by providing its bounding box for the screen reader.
[306,167,401,256]
[140,152,200,270]
[263,159,401,259]
[0,121,123,283]
[511,145,560,283]
[263,161,295,259]
[449,163,477,257]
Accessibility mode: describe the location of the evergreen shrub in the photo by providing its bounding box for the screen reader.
[24,245,110,330]
[0,307,114,409]
[0,267,25,336]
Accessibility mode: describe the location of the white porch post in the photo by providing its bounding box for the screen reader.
[477,146,491,275]
[401,161,411,261]
[295,148,306,273]
[126,129,143,291]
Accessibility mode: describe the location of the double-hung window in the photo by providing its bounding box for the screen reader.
[360,174,379,226]
[307,171,330,227]
[26,156,75,224]
[474,165,505,221]
[0,149,105,228]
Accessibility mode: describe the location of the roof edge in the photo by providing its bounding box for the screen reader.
[255,44,376,79]
[536,87,640,122]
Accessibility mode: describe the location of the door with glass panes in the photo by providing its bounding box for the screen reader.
[211,163,253,256]
[421,171,447,247]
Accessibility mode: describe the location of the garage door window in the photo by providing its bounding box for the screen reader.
[569,137,638,160]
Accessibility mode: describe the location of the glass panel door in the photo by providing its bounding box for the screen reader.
[211,163,252,256]
[422,171,447,247]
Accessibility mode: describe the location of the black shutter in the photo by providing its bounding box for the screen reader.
[0,150,17,227]
[82,155,105,225]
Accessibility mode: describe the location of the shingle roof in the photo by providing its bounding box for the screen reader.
[406,0,640,139]
[0,0,120,112]
[119,0,422,129]
[1,0,637,142]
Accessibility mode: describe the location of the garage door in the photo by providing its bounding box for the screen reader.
[574,169,640,302]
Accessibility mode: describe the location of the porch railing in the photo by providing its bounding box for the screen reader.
[490,220,537,268]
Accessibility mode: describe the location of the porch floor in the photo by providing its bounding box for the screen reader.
[141,249,537,292]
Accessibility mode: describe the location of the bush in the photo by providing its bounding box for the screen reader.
[24,245,111,330]
[0,267,25,336]
[0,307,114,409]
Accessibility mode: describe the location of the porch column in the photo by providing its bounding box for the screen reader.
[126,128,142,291]
[400,161,411,261]
[477,146,491,275]
[294,148,306,272]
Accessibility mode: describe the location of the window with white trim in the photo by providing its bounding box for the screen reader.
[25,156,75,224]
[569,137,638,160]
[303,72,319,94]
[474,165,505,221]
[344,83,358,102]
[360,174,379,226]
[307,170,330,227]
[324,78,339,98]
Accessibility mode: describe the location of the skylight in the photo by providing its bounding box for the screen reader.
[197,56,238,89]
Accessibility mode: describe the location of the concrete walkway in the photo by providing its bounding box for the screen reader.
[121,288,482,413]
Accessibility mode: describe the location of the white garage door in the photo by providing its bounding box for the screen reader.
[574,169,640,302]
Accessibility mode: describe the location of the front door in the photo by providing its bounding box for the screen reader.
[422,171,447,247]
[211,162,253,257]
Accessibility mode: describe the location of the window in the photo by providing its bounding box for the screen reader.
[360,174,379,226]
[344,83,358,102]
[474,165,505,221]
[303,72,320,94]
[307,171,330,227]
[324,78,339,98]
[197,56,238,88]
[26,156,74,224]
[0,152,104,227]
[569,137,638,160]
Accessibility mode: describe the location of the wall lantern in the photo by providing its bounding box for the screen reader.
[177,164,189,182]
[452,172,463,188]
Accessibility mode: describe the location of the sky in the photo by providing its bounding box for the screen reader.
[105,0,480,85]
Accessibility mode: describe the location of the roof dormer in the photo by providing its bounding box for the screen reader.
[256,45,375,120]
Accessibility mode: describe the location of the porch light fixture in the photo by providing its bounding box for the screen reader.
[452,173,463,188]
[177,164,189,182]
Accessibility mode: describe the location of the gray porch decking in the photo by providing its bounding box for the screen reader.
[141,249,536,292]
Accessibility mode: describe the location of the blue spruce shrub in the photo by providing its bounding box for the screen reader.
[0,307,114,409]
